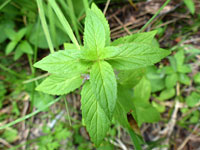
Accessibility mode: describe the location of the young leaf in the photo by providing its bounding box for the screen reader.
[165,73,178,89]
[111,30,157,46]
[83,9,105,56]
[36,74,83,95]
[91,3,110,46]
[178,73,191,85]
[81,46,120,61]
[81,82,111,146]
[158,88,176,101]
[186,92,200,107]
[90,61,117,119]
[34,50,90,75]
[107,43,170,70]
[5,41,18,55]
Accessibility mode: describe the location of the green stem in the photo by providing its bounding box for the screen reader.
[0,63,21,78]
[138,0,171,33]
[36,0,54,53]
[0,0,11,10]
[0,97,62,130]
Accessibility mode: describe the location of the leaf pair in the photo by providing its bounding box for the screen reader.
[34,3,170,146]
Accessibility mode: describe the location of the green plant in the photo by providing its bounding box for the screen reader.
[33,3,170,147]
[183,0,195,14]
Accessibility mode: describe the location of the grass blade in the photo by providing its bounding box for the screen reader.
[49,0,80,49]
[36,0,54,53]
[0,97,62,130]
[138,0,171,33]
[0,0,11,10]
[67,0,81,44]
[83,0,89,12]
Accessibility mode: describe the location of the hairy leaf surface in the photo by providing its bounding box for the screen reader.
[34,50,90,75]
[81,82,111,146]
[90,61,117,119]
[91,3,110,46]
[36,74,83,95]
[107,43,170,70]
[83,9,105,57]
[111,31,157,46]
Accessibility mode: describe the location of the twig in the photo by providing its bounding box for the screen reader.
[23,73,50,84]
[0,138,13,148]
[103,0,110,15]
[113,15,132,35]
[177,124,200,150]
[182,37,200,44]
[109,138,128,150]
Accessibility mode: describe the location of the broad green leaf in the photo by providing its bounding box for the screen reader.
[183,0,195,14]
[186,92,200,107]
[14,40,33,60]
[174,50,184,71]
[165,73,178,89]
[133,77,160,126]
[15,28,27,42]
[34,50,90,75]
[178,73,191,85]
[90,61,117,119]
[158,88,175,101]
[111,31,157,46]
[146,66,165,92]
[33,93,54,110]
[194,73,200,84]
[81,82,111,146]
[19,40,33,54]
[134,77,151,103]
[118,68,145,88]
[114,100,130,128]
[5,41,18,55]
[14,46,23,60]
[83,9,105,56]
[4,28,17,41]
[168,56,177,72]
[91,3,110,46]
[36,74,83,95]
[114,85,134,128]
[178,65,192,73]
[107,43,170,70]
[164,66,175,74]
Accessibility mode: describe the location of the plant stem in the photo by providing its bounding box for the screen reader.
[0,0,11,10]
[36,0,54,53]
[138,0,171,33]
[0,96,62,130]
[0,63,21,78]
